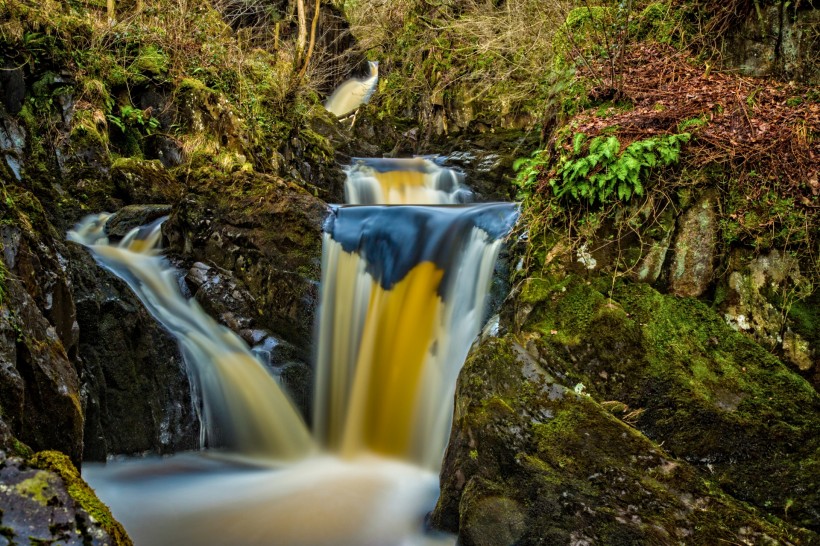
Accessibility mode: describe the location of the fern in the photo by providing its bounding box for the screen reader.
[550,132,690,205]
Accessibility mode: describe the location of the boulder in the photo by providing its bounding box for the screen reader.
[504,275,820,531]
[0,450,132,545]
[668,190,718,297]
[165,171,327,356]
[433,334,816,544]
[67,246,199,460]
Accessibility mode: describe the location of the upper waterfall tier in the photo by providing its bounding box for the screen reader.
[345,157,471,205]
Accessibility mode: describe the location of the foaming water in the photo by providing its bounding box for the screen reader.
[345,157,471,205]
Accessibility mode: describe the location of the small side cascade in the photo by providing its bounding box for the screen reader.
[68,215,315,461]
[344,157,472,205]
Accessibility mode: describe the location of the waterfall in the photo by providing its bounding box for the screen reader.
[314,203,517,467]
[68,215,315,461]
[77,157,517,546]
[344,157,472,205]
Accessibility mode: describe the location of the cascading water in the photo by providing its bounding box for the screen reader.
[68,215,314,461]
[344,157,472,205]
[79,157,517,546]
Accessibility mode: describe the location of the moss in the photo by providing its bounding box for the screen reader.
[11,438,34,459]
[29,451,133,546]
[439,332,817,543]
[788,294,820,349]
[131,44,169,80]
[70,108,109,150]
[524,275,820,528]
[14,471,56,506]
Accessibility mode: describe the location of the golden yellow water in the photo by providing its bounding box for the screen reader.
[341,261,444,458]
[346,158,464,205]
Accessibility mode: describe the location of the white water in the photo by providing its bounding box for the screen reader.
[78,159,515,545]
[344,157,471,205]
[68,215,314,461]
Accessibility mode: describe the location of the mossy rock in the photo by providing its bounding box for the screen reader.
[29,450,133,545]
[110,157,182,204]
[517,275,820,530]
[433,335,817,544]
[164,171,326,355]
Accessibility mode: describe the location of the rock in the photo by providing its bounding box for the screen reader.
[721,249,810,348]
[725,4,820,85]
[0,62,25,114]
[427,129,540,201]
[5,450,133,545]
[165,171,327,356]
[0,453,124,545]
[110,157,182,204]
[0,265,84,466]
[183,260,314,422]
[67,246,199,460]
[506,275,820,532]
[783,329,814,372]
[668,190,718,297]
[104,204,173,239]
[433,334,817,544]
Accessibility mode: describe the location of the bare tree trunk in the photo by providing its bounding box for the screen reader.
[296,0,307,61]
[295,0,321,83]
[106,0,116,24]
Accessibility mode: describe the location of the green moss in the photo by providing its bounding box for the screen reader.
[788,294,820,348]
[525,275,820,527]
[11,437,34,459]
[29,451,133,546]
[70,108,109,149]
[14,471,56,506]
[131,44,169,79]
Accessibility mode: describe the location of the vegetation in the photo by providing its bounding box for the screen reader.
[30,451,133,545]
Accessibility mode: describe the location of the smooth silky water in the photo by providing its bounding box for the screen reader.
[77,157,518,546]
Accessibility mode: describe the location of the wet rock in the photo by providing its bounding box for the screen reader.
[67,246,199,460]
[428,129,540,201]
[0,277,84,465]
[183,260,313,421]
[104,204,173,239]
[165,171,327,356]
[506,275,820,532]
[668,190,717,297]
[433,335,816,544]
[0,452,129,545]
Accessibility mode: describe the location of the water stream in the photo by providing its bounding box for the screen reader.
[78,157,517,545]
